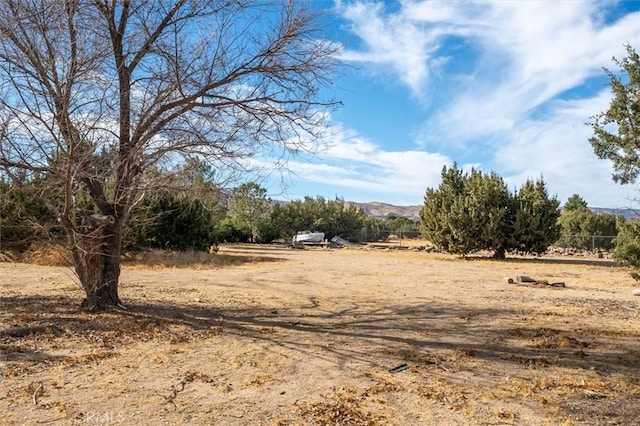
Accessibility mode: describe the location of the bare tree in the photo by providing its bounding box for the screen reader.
[0,0,339,310]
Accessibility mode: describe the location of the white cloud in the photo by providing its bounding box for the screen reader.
[338,0,639,140]
[336,0,640,207]
[413,1,640,145]
[494,89,636,207]
[336,1,442,94]
[275,127,452,203]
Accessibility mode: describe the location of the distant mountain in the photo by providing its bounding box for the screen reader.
[590,207,640,219]
[273,199,640,221]
[345,201,422,221]
[270,199,422,220]
[344,203,640,221]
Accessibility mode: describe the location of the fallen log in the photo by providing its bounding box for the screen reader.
[505,276,565,288]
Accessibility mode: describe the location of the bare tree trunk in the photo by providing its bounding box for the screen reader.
[71,216,124,311]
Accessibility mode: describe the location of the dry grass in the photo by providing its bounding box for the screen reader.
[292,387,387,425]
[17,242,73,267]
[1,244,640,425]
[10,241,283,270]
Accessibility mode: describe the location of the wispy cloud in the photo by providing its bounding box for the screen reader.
[336,1,441,95]
[416,0,638,145]
[334,0,640,206]
[282,130,452,204]
[494,89,638,208]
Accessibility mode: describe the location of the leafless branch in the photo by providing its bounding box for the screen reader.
[0,0,339,308]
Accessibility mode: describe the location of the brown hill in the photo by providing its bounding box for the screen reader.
[346,203,640,221]
[345,201,422,220]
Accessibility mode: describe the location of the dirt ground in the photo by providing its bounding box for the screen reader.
[1,244,640,425]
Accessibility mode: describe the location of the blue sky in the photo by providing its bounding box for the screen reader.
[262,0,640,208]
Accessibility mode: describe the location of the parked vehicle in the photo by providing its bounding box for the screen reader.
[292,231,325,244]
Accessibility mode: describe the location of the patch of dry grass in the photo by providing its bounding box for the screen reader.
[293,387,387,426]
[122,249,236,269]
[17,242,72,267]
[6,242,285,271]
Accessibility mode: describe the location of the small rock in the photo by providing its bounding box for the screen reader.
[516,275,537,283]
[505,277,514,284]
[632,288,640,296]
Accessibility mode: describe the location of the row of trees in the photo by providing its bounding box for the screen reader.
[2,171,622,255]
[556,194,617,250]
[418,165,626,259]
[0,173,372,250]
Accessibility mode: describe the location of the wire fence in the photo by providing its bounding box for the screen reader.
[554,235,616,252]
[358,230,617,252]
[358,229,424,244]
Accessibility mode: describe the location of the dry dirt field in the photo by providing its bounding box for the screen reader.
[1,244,640,425]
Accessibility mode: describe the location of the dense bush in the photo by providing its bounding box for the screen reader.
[357,215,421,242]
[555,194,618,250]
[612,219,640,280]
[253,217,279,244]
[556,209,618,250]
[126,193,219,251]
[420,164,560,258]
[359,216,385,242]
[213,217,252,243]
[0,179,61,250]
[512,178,561,254]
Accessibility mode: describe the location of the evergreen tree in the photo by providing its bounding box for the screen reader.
[125,160,225,251]
[589,44,640,277]
[464,169,514,258]
[513,178,561,254]
[228,182,271,243]
[613,219,640,280]
[563,194,589,212]
[127,193,217,251]
[420,164,466,253]
[420,165,560,258]
[589,44,640,184]
[556,195,617,250]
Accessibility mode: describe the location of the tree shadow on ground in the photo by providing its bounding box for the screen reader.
[3,293,639,425]
[2,293,639,378]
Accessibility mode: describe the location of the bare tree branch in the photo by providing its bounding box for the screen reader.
[0,0,339,310]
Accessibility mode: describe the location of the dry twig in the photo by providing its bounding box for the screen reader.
[161,374,194,410]
[32,382,43,405]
